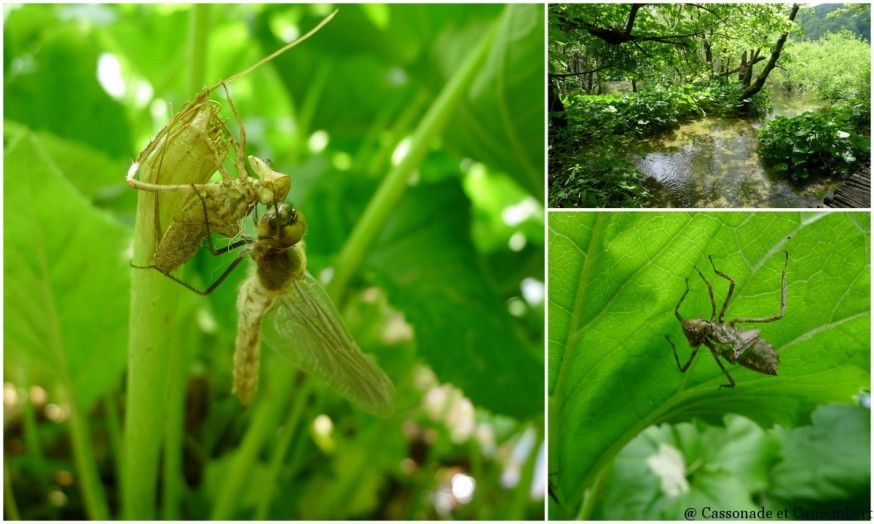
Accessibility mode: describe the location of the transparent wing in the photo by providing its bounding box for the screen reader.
[261,272,395,417]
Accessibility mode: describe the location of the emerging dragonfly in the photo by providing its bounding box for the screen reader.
[229,203,395,415]
[126,11,336,279]
[133,134,394,414]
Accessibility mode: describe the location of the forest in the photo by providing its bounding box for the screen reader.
[549,3,871,208]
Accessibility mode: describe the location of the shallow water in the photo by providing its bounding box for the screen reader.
[630,91,840,208]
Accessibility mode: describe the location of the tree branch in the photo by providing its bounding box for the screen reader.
[549,61,624,78]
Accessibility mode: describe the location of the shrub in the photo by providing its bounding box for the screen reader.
[758,109,869,180]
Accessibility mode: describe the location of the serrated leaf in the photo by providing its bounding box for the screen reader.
[770,404,870,501]
[599,416,773,519]
[548,212,870,514]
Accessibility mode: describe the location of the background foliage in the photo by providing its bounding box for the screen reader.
[547,212,870,519]
[4,4,544,519]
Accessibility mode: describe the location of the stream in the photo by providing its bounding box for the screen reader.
[630,90,840,208]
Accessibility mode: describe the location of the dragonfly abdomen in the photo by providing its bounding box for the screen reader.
[234,277,276,406]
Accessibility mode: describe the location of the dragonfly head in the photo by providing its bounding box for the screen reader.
[682,317,711,347]
[260,204,306,247]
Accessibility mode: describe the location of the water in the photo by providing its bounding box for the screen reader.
[630,91,839,208]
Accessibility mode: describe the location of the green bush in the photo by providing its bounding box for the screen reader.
[548,143,649,208]
[772,31,871,103]
[758,109,869,180]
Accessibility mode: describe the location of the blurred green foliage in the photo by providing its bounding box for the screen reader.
[4,4,544,519]
[796,4,870,43]
[597,406,870,519]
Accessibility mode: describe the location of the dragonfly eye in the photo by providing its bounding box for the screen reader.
[279,209,306,246]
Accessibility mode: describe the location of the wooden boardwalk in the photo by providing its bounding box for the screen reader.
[822,166,870,208]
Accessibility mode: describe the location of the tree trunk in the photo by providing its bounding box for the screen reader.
[742,49,760,87]
[740,4,799,100]
[548,83,568,133]
[704,39,713,72]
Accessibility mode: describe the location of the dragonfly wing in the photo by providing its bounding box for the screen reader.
[261,272,395,417]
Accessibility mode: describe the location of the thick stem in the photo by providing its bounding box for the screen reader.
[326,14,499,302]
[121,7,212,518]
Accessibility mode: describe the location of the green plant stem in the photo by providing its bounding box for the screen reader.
[187,5,210,94]
[61,386,110,519]
[122,8,211,518]
[122,231,182,520]
[255,374,313,519]
[162,330,194,520]
[211,361,297,519]
[4,463,21,520]
[326,18,499,303]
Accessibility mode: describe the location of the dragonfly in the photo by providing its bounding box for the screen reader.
[126,11,336,281]
[233,204,395,416]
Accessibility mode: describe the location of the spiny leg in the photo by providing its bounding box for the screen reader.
[130,251,248,296]
[694,265,717,322]
[187,182,252,294]
[666,335,701,373]
[675,278,690,322]
[708,347,736,389]
[731,251,788,325]
[708,256,735,323]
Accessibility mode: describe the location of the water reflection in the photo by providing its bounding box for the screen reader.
[631,91,840,207]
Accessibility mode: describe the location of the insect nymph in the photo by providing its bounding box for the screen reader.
[665,251,788,389]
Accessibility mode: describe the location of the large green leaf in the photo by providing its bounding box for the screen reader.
[548,212,870,516]
[442,4,545,199]
[4,128,130,408]
[4,12,132,156]
[367,180,543,419]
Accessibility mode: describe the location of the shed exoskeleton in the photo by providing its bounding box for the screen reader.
[665,251,788,389]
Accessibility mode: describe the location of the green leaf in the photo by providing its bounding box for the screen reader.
[598,415,776,519]
[4,17,132,156]
[367,180,543,419]
[4,128,130,408]
[770,404,870,502]
[443,4,545,199]
[548,212,870,516]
